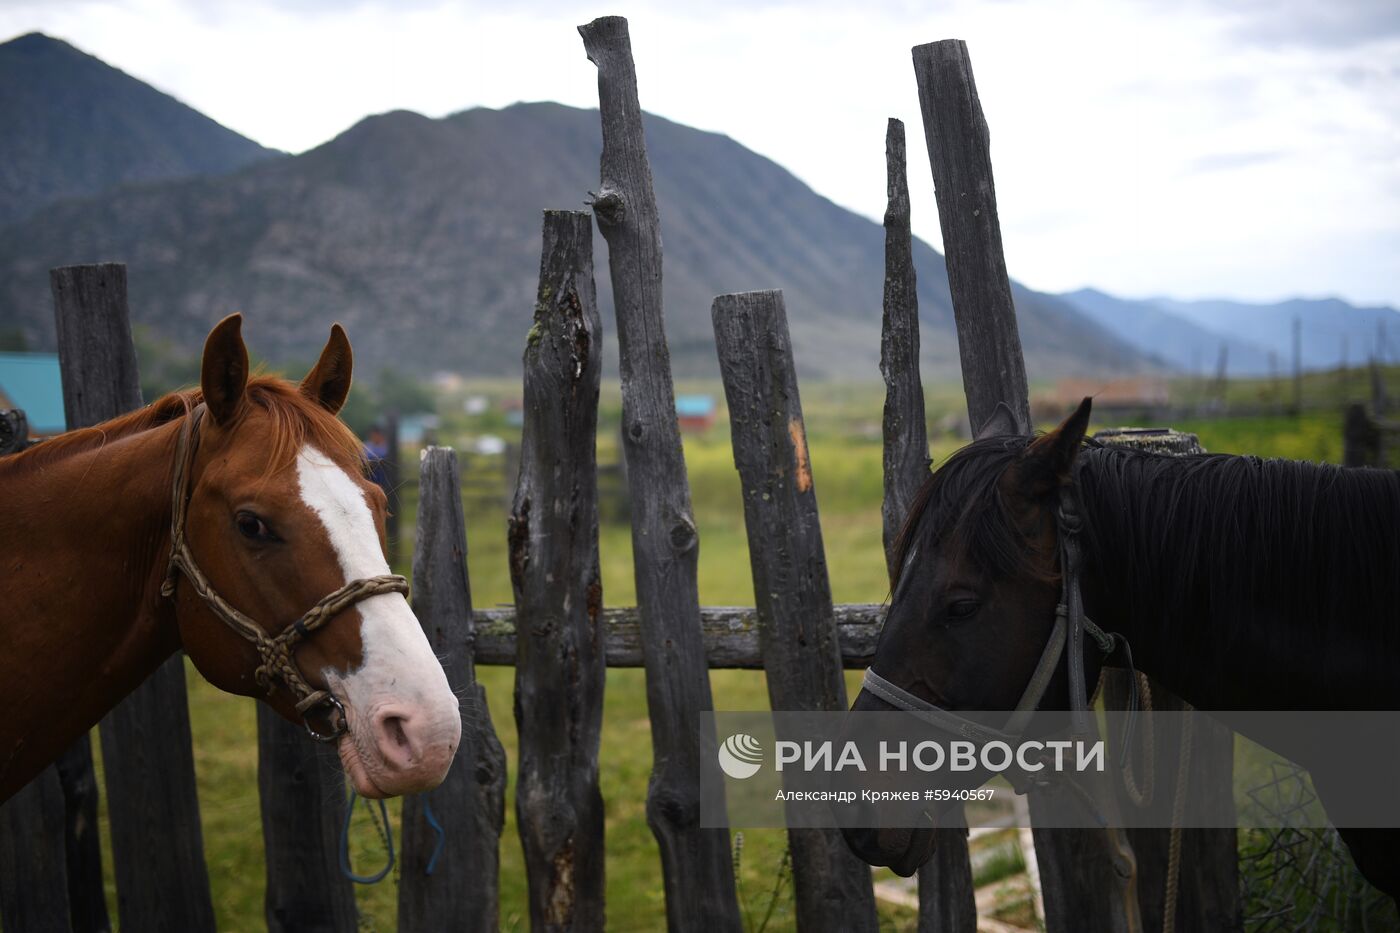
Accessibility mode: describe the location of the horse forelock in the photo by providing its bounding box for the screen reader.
[889,434,1057,596]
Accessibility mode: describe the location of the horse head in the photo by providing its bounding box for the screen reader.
[173,314,460,798]
[840,398,1097,875]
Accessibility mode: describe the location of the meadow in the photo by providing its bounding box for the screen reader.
[87,377,1349,931]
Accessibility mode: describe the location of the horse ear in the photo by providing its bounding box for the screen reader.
[975,401,1023,440]
[201,314,249,426]
[300,323,353,415]
[1023,396,1093,490]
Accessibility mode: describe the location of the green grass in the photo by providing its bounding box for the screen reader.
[90,379,1354,931]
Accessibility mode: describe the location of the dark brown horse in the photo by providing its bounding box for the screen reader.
[0,315,460,802]
[841,398,1400,899]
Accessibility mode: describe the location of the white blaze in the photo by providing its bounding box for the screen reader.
[294,447,456,738]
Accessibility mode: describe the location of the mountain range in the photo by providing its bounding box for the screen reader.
[1,32,1394,385]
[0,33,277,228]
[0,32,1150,383]
[1058,289,1399,377]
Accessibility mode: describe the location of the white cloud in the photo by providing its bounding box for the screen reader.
[3,0,1397,306]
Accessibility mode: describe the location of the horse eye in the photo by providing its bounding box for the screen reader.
[235,511,276,542]
[946,599,980,620]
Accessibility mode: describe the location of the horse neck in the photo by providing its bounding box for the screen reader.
[0,418,183,794]
[1074,449,1400,710]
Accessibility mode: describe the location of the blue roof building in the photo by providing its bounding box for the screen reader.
[0,353,67,436]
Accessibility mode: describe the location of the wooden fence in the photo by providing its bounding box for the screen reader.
[0,17,1247,933]
[1343,402,1400,468]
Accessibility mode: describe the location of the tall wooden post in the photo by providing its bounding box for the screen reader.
[911,40,1029,434]
[880,118,978,932]
[398,448,507,931]
[51,262,215,933]
[0,768,71,932]
[912,42,1139,932]
[510,211,608,930]
[713,289,879,932]
[257,707,356,933]
[579,15,742,930]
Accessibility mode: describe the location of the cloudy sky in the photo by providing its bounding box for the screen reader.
[4,0,1398,307]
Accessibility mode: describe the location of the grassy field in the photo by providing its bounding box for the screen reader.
[90,379,1349,931]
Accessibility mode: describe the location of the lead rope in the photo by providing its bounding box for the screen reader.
[1162,704,1194,933]
[1120,671,1156,807]
[339,787,395,884]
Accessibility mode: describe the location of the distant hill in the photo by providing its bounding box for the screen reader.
[1060,288,1274,375]
[1151,297,1400,371]
[0,99,1153,382]
[0,32,279,227]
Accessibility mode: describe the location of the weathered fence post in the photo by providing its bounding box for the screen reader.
[579,15,742,930]
[51,261,215,933]
[911,40,1029,434]
[384,410,401,565]
[398,447,507,931]
[1344,403,1382,467]
[0,408,28,454]
[879,117,977,933]
[0,760,71,932]
[911,42,1139,932]
[256,706,356,932]
[713,289,879,931]
[510,210,607,931]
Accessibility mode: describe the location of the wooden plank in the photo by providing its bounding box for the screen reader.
[398,447,506,932]
[713,289,879,932]
[53,738,108,933]
[880,115,979,933]
[257,706,356,932]
[383,411,402,566]
[880,117,931,573]
[1344,403,1381,467]
[911,40,1030,434]
[472,603,884,669]
[509,210,607,931]
[911,43,1138,933]
[51,262,215,933]
[578,16,742,931]
[0,766,72,932]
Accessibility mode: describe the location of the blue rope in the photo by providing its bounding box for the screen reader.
[421,796,446,876]
[339,788,395,884]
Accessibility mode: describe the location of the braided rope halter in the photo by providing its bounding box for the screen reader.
[160,404,410,741]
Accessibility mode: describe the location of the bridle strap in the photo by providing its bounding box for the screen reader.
[863,480,1141,788]
[1058,486,1093,739]
[159,403,409,739]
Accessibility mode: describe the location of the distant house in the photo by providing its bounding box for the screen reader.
[1035,377,1171,422]
[676,394,717,432]
[0,352,66,438]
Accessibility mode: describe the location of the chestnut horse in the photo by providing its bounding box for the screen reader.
[0,314,460,802]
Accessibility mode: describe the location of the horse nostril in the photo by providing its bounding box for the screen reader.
[372,710,417,768]
[384,715,410,750]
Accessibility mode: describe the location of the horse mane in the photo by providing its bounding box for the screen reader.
[4,376,365,476]
[1074,445,1400,695]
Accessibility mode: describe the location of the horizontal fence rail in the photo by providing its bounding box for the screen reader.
[470,604,885,668]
